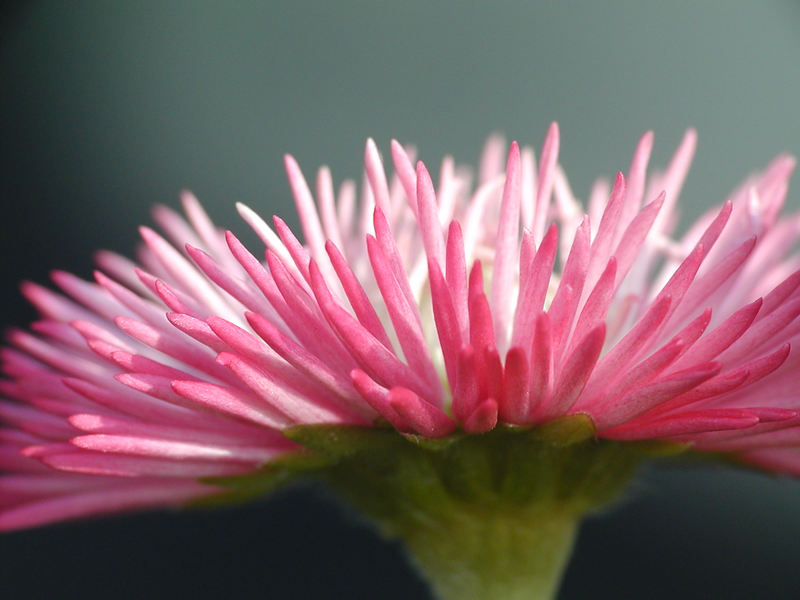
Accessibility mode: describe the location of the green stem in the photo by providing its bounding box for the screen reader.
[401,504,579,600]
[307,423,642,600]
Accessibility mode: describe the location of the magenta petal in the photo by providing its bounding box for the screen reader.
[7,129,800,532]
[388,387,456,438]
[528,313,554,419]
[544,324,605,419]
[366,235,441,402]
[491,141,521,352]
[511,224,558,349]
[350,369,410,431]
[595,362,722,429]
[464,398,499,434]
[0,480,218,531]
[452,345,480,424]
[602,409,759,441]
[309,261,433,400]
[415,161,446,269]
[499,347,530,425]
[390,140,418,215]
[427,260,462,388]
[326,240,393,350]
[171,379,290,429]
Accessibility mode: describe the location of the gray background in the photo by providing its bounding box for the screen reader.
[3,1,800,598]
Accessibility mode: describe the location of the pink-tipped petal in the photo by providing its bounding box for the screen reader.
[326,240,393,349]
[491,142,522,351]
[415,161,446,269]
[602,409,758,441]
[594,362,722,430]
[283,154,329,268]
[452,345,481,423]
[171,380,290,429]
[364,138,391,214]
[464,398,499,434]
[500,347,530,424]
[0,480,218,531]
[528,312,555,418]
[534,123,560,241]
[388,387,456,438]
[366,235,441,401]
[512,224,558,349]
[427,260,462,387]
[309,261,432,400]
[544,324,606,419]
[7,128,800,531]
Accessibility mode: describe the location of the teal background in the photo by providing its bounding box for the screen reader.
[3,2,800,597]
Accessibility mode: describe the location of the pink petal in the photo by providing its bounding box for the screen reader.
[245,311,370,416]
[549,218,590,354]
[601,409,758,441]
[511,224,558,349]
[309,261,433,400]
[390,140,418,215]
[427,260,462,387]
[325,240,393,349]
[619,131,653,230]
[534,123,560,242]
[70,432,280,463]
[372,206,418,312]
[388,387,455,438]
[364,138,391,214]
[528,312,555,419]
[669,299,762,372]
[499,347,529,424]
[585,172,625,292]
[185,244,269,314]
[464,398,498,434]
[594,362,721,429]
[171,379,290,429]
[415,161,446,269]
[366,235,441,401]
[0,480,217,531]
[445,221,469,339]
[491,141,521,351]
[611,192,665,288]
[565,258,616,359]
[349,369,409,430]
[543,324,606,419]
[452,345,480,423]
[283,154,329,268]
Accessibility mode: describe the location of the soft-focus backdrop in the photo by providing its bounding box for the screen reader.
[3,2,800,598]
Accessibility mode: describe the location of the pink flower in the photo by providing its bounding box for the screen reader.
[2,124,800,531]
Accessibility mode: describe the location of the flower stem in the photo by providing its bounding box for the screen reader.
[400,503,579,600]
[298,423,641,600]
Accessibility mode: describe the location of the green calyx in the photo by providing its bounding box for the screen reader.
[196,417,682,599]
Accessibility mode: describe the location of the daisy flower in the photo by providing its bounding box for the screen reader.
[2,124,798,598]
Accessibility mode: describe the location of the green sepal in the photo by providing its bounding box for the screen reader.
[268,449,336,470]
[190,467,293,508]
[529,413,596,446]
[189,446,344,508]
[401,431,465,451]
[629,439,692,457]
[283,423,405,458]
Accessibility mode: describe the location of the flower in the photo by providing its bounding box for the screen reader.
[2,124,800,598]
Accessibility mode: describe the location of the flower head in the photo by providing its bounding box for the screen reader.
[2,124,799,534]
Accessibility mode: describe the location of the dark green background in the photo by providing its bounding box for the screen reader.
[3,2,800,598]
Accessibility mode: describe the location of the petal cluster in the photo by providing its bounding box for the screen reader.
[3,125,800,530]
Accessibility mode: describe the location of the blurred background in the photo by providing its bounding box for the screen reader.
[3,1,800,598]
